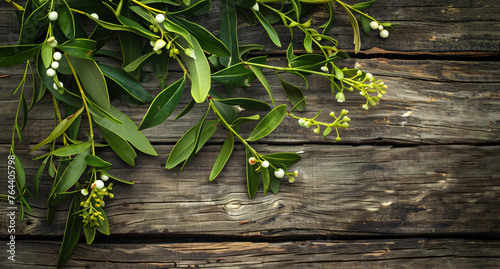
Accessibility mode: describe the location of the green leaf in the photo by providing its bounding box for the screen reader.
[246,147,260,199]
[303,33,313,53]
[178,34,211,103]
[123,51,154,72]
[248,65,276,107]
[37,57,81,107]
[211,56,267,86]
[118,31,144,78]
[34,155,49,198]
[253,10,281,47]
[57,0,76,39]
[58,39,97,60]
[231,114,260,127]
[214,98,271,111]
[212,99,238,125]
[239,44,264,59]
[181,107,211,170]
[53,141,92,157]
[65,105,82,140]
[323,126,332,139]
[95,205,110,235]
[233,0,256,8]
[166,120,218,169]
[163,20,193,47]
[168,15,230,57]
[83,224,96,244]
[175,99,196,120]
[334,65,344,81]
[51,149,89,194]
[209,132,234,181]
[220,0,239,66]
[99,171,134,184]
[320,2,335,35]
[90,14,159,40]
[93,105,157,156]
[67,55,110,110]
[278,76,306,111]
[360,14,372,36]
[0,44,41,67]
[247,104,287,141]
[268,170,280,194]
[152,50,170,79]
[352,0,376,10]
[262,166,270,196]
[57,195,82,268]
[19,0,49,44]
[31,107,84,151]
[13,153,25,191]
[86,97,123,125]
[139,76,186,130]
[99,63,154,105]
[262,152,301,166]
[340,2,361,53]
[41,43,52,68]
[85,155,112,168]
[98,125,137,166]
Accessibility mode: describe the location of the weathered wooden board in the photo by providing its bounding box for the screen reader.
[1,58,499,145]
[1,144,498,237]
[3,239,500,268]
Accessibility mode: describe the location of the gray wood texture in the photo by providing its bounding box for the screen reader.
[0,0,499,268]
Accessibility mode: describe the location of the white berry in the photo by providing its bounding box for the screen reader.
[252,3,259,11]
[262,161,269,168]
[378,25,384,31]
[101,174,109,181]
[274,168,285,179]
[369,21,378,30]
[51,61,59,69]
[46,68,55,77]
[81,189,89,196]
[53,81,63,90]
[47,36,57,48]
[90,13,99,20]
[320,66,329,73]
[48,11,59,21]
[53,52,62,61]
[248,157,257,165]
[380,29,389,39]
[93,180,105,189]
[155,14,165,24]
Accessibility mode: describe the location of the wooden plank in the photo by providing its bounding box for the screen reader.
[1,144,498,237]
[3,239,500,268]
[1,58,498,145]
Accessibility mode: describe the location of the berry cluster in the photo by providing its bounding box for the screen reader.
[248,157,298,184]
[369,21,389,38]
[79,174,114,229]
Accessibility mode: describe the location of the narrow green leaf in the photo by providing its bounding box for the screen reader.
[323,126,332,139]
[37,57,82,107]
[268,170,280,194]
[65,105,82,140]
[181,107,211,170]
[139,76,186,130]
[220,0,239,66]
[166,120,218,169]
[152,50,170,79]
[98,125,137,166]
[57,0,76,39]
[99,63,154,105]
[51,149,89,194]
[123,51,154,72]
[214,98,271,111]
[90,15,159,40]
[99,171,134,184]
[175,99,196,120]
[95,205,110,235]
[263,152,301,166]
[0,44,41,67]
[340,3,361,53]
[86,97,123,125]
[239,44,264,59]
[211,56,267,86]
[262,167,270,196]
[246,147,260,199]
[303,34,313,53]
[167,0,211,15]
[168,15,230,57]
[31,107,84,152]
[233,0,256,8]
[209,132,234,181]
[178,34,211,103]
[352,0,376,10]
[83,225,96,244]
[360,15,372,36]
[67,55,110,110]
[247,104,287,141]
[334,65,344,81]
[278,76,306,111]
[253,10,281,47]
[248,65,276,107]
[57,195,82,268]
[13,153,25,191]
[19,0,49,44]
[53,141,92,157]
[212,99,238,125]
[231,114,260,127]
[320,2,335,35]
[85,155,112,168]
[58,39,97,60]
[41,43,52,68]
[118,31,144,78]
[34,155,49,198]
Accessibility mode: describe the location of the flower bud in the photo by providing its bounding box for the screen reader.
[329,111,335,117]
[274,168,285,179]
[368,98,377,107]
[150,40,155,47]
[248,157,257,165]
[313,128,320,134]
[262,161,269,168]
[53,52,62,61]
[370,21,379,30]
[101,174,109,181]
[90,13,99,20]
[47,36,57,48]
[293,170,298,177]
[340,109,348,116]
[109,193,114,199]
[342,116,351,122]
[155,14,165,24]
[335,92,345,103]
[362,104,369,110]
[153,39,167,51]
[51,61,59,69]
[252,3,259,11]
[341,122,349,128]
[356,70,362,76]
[184,48,196,59]
[320,66,329,73]
[48,11,59,21]
[365,73,373,80]
[336,136,342,142]
[46,68,56,77]
[288,177,295,183]
[304,121,312,128]
[81,189,89,196]
[380,29,389,39]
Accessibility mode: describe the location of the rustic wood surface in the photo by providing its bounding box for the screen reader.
[1,0,500,268]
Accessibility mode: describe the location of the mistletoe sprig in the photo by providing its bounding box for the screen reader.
[0,0,395,266]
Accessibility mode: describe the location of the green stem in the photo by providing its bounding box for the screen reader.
[4,0,24,11]
[333,0,379,23]
[131,0,163,14]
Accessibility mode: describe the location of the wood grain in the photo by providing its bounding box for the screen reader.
[3,239,499,268]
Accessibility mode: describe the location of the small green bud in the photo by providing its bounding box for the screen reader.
[313,128,320,134]
[329,111,335,117]
[336,136,342,142]
[184,48,196,59]
[341,109,348,116]
[341,122,349,128]
[362,104,369,110]
[368,98,377,107]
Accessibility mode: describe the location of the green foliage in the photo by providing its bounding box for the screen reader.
[2,0,394,266]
